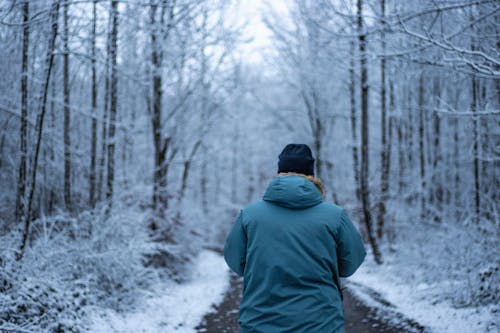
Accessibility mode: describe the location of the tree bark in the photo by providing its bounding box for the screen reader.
[407,86,414,177]
[397,116,404,194]
[357,0,382,264]
[16,0,30,221]
[63,0,72,211]
[106,0,119,208]
[470,12,481,222]
[452,93,461,219]
[150,1,168,218]
[18,0,60,260]
[471,72,481,222]
[89,0,98,208]
[349,40,360,202]
[431,77,442,222]
[314,114,323,179]
[179,140,201,202]
[418,73,426,220]
[48,64,57,213]
[98,5,112,202]
[377,0,388,239]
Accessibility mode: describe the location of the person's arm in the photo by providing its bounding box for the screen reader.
[336,209,366,277]
[223,210,247,276]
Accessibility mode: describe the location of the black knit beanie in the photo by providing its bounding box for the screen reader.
[278,144,315,176]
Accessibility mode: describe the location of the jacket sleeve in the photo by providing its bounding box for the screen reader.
[336,209,366,277]
[223,210,247,276]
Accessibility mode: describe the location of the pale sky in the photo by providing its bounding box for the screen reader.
[234,0,290,64]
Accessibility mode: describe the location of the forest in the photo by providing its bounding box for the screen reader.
[0,0,498,332]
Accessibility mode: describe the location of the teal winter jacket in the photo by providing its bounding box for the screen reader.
[223,175,366,333]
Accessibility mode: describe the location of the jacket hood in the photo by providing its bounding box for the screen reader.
[263,175,323,209]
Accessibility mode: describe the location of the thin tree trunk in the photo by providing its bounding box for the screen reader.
[63,0,72,211]
[150,1,168,218]
[418,73,426,220]
[387,78,394,183]
[357,0,382,264]
[179,140,201,202]
[397,81,406,194]
[431,77,442,222]
[18,1,60,260]
[0,118,13,170]
[89,0,98,208]
[377,0,388,239]
[314,118,323,178]
[201,157,208,213]
[16,0,30,221]
[48,63,57,213]
[380,76,394,238]
[349,40,361,202]
[106,0,119,209]
[397,117,404,193]
[470,13,481,222]
[471,73,480,222]
[407,86,414,177]
[98,7,112,202]
[452,92,461,219]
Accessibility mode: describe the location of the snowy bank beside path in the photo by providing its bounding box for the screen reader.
[347,258,498,333]
[87,250,230,333]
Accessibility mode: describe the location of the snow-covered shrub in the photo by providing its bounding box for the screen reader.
[384,201,500,309]
[0,202,158,332]
[143,200,210,283]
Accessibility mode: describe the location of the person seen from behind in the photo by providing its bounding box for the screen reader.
[224,143,366,333]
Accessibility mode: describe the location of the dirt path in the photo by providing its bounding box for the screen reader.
[196,272,428,333]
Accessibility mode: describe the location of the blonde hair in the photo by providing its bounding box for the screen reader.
[277,172,326,199]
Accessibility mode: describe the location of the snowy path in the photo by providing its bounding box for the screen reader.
[196,271,428,333]
[87,249,492,333]
[87,250,230,333]
[349,260,498,333]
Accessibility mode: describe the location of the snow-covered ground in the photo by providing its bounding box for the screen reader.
[348,255,498,333]
[87,250,230,333]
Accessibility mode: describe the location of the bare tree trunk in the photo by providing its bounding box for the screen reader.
[179,140,201,202]
[98,7,112,202]
[471,73,481,222]
[387,78,394,182]
[201,157,208,213]
[380,76,394,238]
[357,0,382,264]
[418,73,426,220]
[470,14,481,222]
[407,87,414,175]
[349,40,360,202]
[431,77,442,222]
[397,116,404,193]
[16,0,30,221]
[63,0,72,211]
[0,119,12,170]
[302,93,324,182]
[377,0,388,239]
[89,0,98,208]
[106,0,118,208]
[48,64,57,213]
[314,115,323,179]
[18,0,60,260]
[452,92,461,219]
[150,1,168,219]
